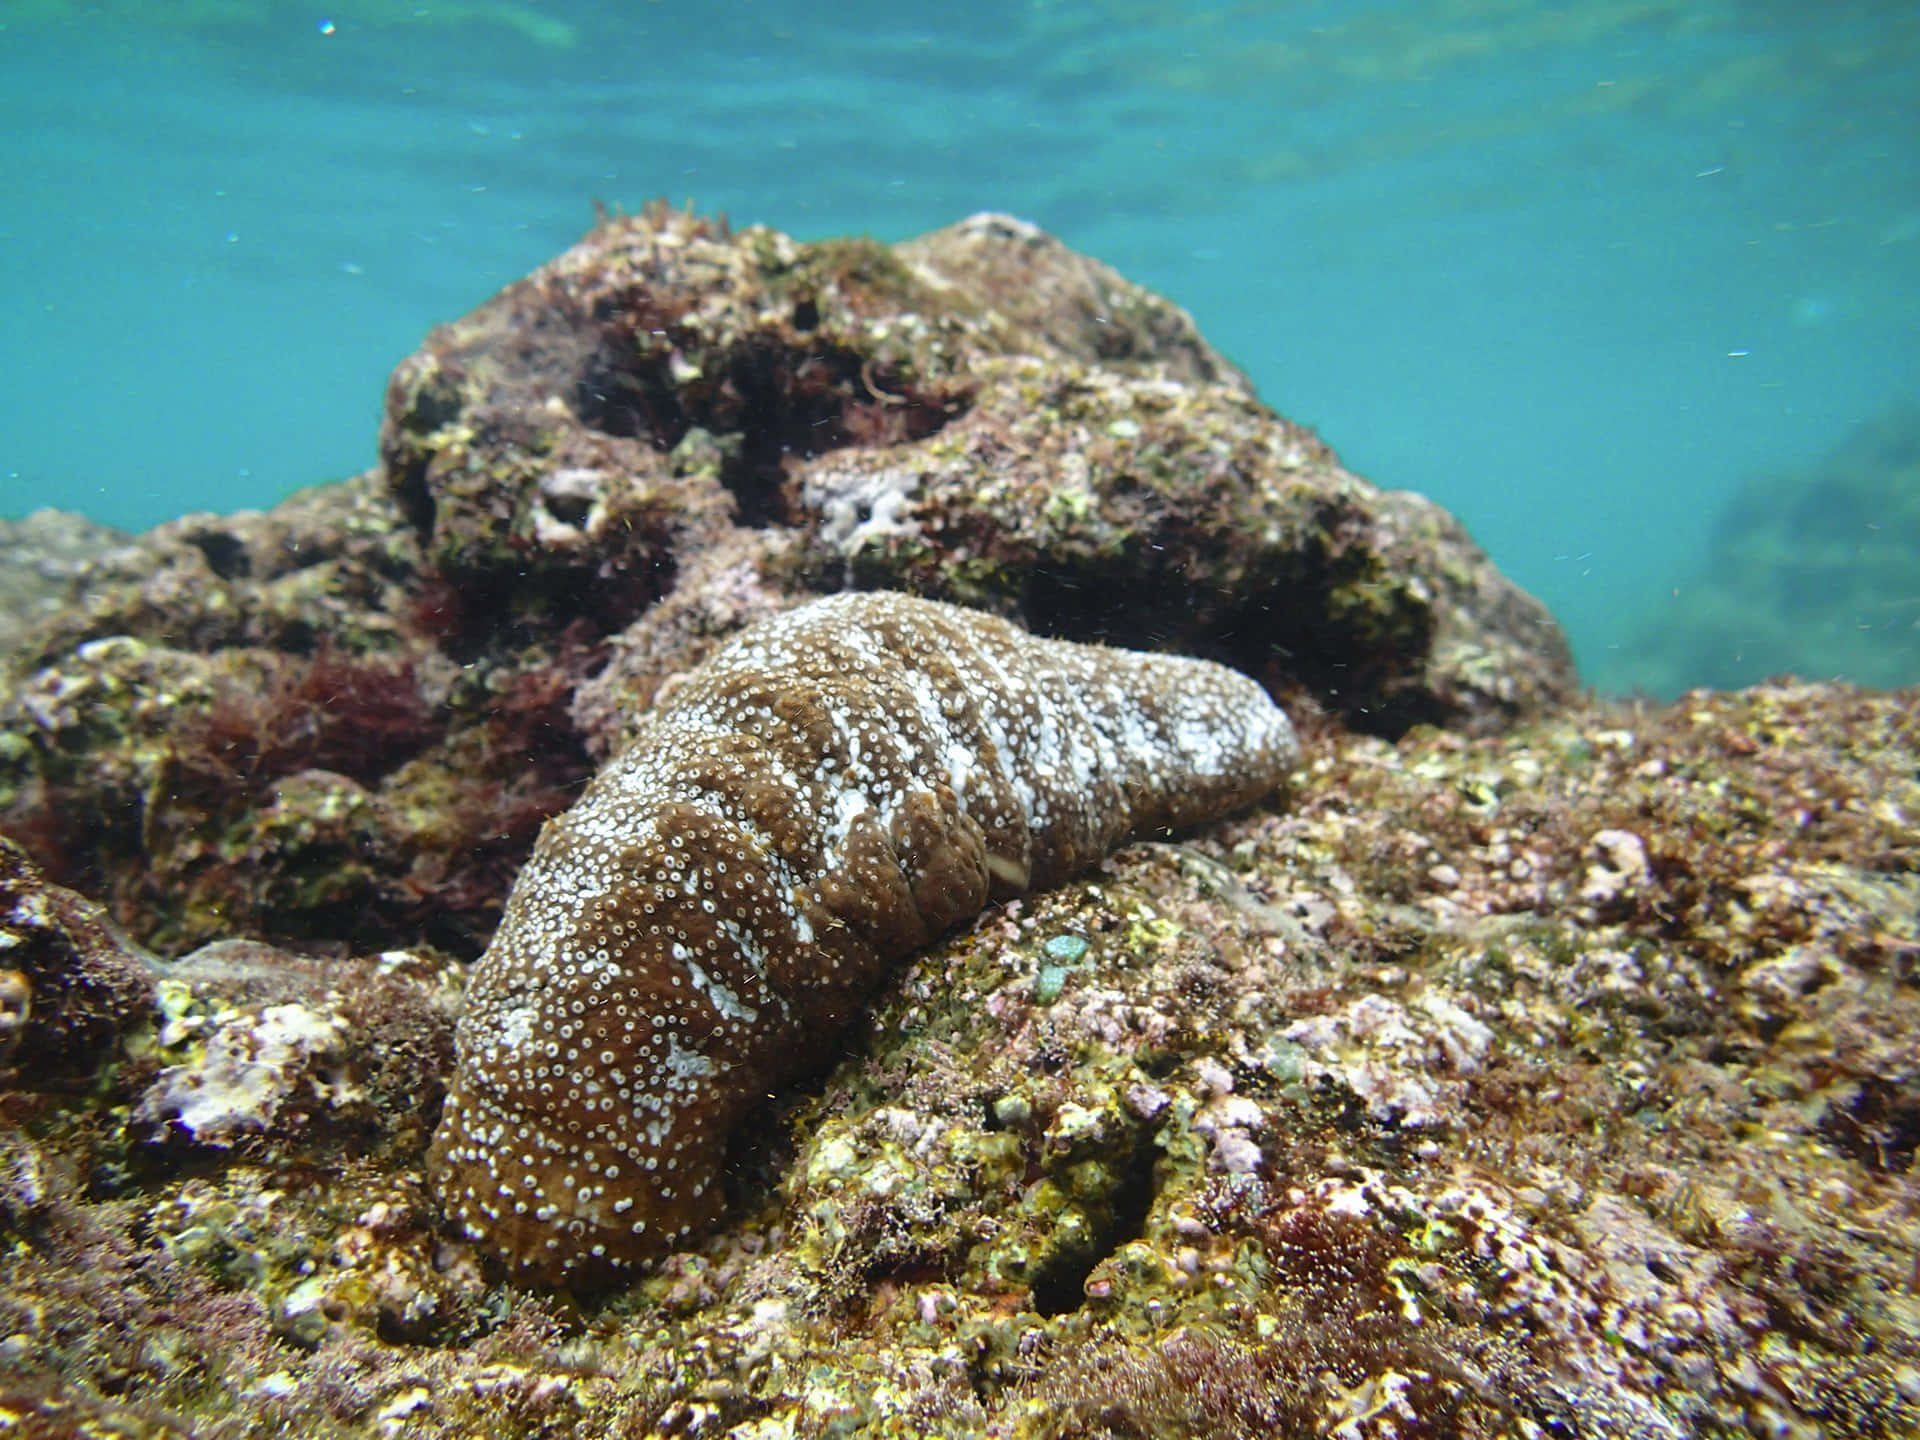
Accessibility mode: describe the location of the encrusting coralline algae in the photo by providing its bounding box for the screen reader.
[429,591,1297,1282]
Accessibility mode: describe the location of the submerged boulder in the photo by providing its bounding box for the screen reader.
[0,834,153,1083]
[2,205,1571,964]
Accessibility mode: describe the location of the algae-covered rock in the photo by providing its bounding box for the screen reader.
[2,206,1568,965]
[0,833,153,1082]
[0,209,1911,1439]
[0,682,1914,1436]
[382,205,1572,747]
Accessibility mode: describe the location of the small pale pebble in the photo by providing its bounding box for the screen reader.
[1192,1056,1235,1097]
[1208,1131,1264,1175]
[1125,1082,1173,1122]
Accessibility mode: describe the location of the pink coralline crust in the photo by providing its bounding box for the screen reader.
[428,591,1297,1284]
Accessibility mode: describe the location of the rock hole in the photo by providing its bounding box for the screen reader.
[543,489,592,528]
[574,316,969,531]
[187,530,252,581]
[1821,1076,1920,1173]
[1027,1126,1159,1317]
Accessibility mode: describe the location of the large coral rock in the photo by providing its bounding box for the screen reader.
[3,207,1571,963]
[382,208,1572,750]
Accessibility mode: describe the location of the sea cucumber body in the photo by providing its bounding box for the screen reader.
[428,592,1297,1284]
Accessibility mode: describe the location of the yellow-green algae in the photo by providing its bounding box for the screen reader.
[1,682,1917,1436]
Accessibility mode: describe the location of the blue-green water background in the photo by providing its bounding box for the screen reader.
[3,1,1916,694]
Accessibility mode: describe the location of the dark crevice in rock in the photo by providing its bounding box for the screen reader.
[185,530,251,582]
[1019,552,1439,742]
[575,322,967,530]
[389,460,437,541]
[1223,588,1443,741]
[407,548,675,663]
[1821,1074,1920,1174]
[1028,1127,1160,1317]
[404,570,523,661]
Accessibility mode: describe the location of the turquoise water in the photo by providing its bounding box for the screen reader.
[3,1,1915,693]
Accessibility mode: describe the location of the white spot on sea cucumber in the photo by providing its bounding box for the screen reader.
[686,960,758,1024]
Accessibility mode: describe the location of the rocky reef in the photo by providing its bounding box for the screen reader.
[0,206,1912,1439]
[1625,404,1920,697]
[0,509,127,661]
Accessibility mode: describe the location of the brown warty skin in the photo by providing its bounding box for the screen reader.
[428,591,1298,1286]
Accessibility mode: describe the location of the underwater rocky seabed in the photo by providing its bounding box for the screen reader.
[1623,406,1920,699]
[0,207,1914,1438]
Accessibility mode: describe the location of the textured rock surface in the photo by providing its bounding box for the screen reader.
[6,210,1907,1438]
[0,509,129,660]
[1,205,1570,967]
[0,834,154,1080]
[0,681,1913,1438]
[431,593,1297,1283]
[379,205,1573,748]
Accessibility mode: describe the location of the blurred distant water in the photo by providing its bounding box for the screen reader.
[2,0,1915,694]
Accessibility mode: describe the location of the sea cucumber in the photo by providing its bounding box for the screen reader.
[428,591,1298,1284]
